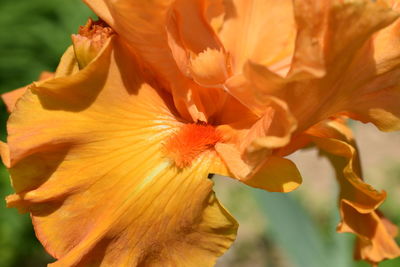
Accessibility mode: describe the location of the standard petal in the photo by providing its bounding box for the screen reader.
[5,36,237,266]
[236,0,400,134]
[218,0,296,74]
[84,0,232,123]
[332,2,400,131]
[83,0,177,82]
[344,86,400,131]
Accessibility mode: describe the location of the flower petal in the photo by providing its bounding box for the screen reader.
[308,118,400,264]
[340,200,400,265]
[83,0,176,80]
[1,71,53,112]
[243,156,302,193]
[344,86,400,131]
[84,0,230,123]
[232,0,400,134]
[215,95,297,177]
[5,36,237,266]
[218,0,296,74]
[215,98,301,193]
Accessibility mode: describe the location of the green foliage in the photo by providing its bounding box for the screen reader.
[253,188,400,267]
[0,1,93,266]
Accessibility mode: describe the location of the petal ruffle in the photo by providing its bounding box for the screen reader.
[230,0,400,133]
[4,36,237,266]
[308,118,400,264]
[215,98,301,193]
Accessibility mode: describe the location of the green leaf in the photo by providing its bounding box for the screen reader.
[252,190,329,267]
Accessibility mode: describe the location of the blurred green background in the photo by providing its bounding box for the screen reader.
[0,0,399,267]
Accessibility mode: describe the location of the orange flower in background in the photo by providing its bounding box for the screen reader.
[1,0,400,266]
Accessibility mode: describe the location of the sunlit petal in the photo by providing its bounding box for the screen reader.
[5,36,237,266]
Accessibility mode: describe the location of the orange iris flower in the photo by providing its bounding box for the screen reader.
[2,0,400,266]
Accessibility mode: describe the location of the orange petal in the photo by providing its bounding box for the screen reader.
[339,200,400,265]
[215,96,296,177]
[237,0,400,134]
[1,71,53,113]
[308,118,400,264]
[215,98,300,193]
[218,0,296,74]
[344,86,400,131]
[333,2,400,131]
[84,0,176,81]
[5,36,237,266]
[84,0,230,123]
[309,119,386,212]
[215,143,301,193]
[168,0,223,54]
[285,0,328,79]
[2,88,26,113]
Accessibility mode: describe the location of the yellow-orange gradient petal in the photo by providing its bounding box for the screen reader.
[308,119,400,264]
[4,36,237,266]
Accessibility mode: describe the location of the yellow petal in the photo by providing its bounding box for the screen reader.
[5,36,237,266]
[54,46,80,78]
[243,156,302,193]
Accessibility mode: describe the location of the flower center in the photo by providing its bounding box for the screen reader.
[164,122,221,168]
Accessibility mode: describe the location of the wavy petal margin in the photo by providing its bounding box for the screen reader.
[1,36,237,266]
[308,119,400,264]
